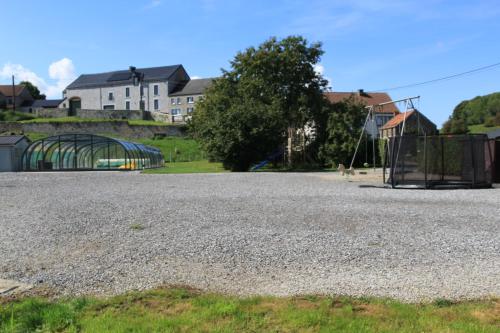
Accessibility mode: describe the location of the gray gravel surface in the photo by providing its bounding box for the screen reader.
[0,172,498,301]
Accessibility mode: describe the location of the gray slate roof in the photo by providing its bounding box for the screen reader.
[66,65,184,90]
[486,128,500,139]
[169,78,215,96]
[0,135,27,146]
[32,99,64,108]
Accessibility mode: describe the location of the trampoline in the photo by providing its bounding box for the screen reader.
[22,134,164,171]
[383,134,493,189]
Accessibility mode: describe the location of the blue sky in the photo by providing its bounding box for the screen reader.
[1,0,499,126]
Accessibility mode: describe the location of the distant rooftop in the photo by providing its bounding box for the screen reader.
[66,65,186,90]
[324,91,400,114]
[169,78,215,96]
[0,85,27,97]
[32,99,64,108]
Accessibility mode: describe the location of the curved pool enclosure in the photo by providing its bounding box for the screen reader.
[22,134,164,171]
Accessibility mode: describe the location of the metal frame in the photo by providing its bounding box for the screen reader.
[21,134,164,171]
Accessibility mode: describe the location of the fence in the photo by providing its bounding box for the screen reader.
[384,134,493,188]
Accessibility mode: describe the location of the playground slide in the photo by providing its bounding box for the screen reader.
[250,149,283,171]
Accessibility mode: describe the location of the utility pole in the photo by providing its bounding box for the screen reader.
[12,75,16,112]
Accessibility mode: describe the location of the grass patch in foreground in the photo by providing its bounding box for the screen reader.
[0,288,498,333]
[144,160,226,174]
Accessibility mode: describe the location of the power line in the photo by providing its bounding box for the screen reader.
[373,61,500,92]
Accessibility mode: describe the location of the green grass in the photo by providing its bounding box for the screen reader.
[0,110,36,122]
[136,137,203,162]
[468,124,500,133]
[23,132,47,142]
[144,160,226,174]
[0,287,497,333]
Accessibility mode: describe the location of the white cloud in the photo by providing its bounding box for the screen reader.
[190,76,202,79]
[47,58,76,97]
[314,64,332,87]
[0,58,76,99]
[0,63,47,89]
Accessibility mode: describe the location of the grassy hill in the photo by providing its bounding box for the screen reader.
[443,92,500,133]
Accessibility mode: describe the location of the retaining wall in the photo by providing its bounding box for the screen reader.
[0,121,186,139]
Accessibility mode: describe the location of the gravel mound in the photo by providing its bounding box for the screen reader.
[0,172,498,301]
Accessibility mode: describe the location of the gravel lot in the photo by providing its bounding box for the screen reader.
[0,172,498,301]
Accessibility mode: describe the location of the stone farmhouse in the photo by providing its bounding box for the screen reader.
[0,85,34,110]
[324,90,400,138]
[61,65,214,122]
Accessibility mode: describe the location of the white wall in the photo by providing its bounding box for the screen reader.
[64,81,170,113]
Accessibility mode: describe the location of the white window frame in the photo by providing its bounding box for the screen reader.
[170,98,176,105]
[153,84,159,96]
[125,87,130,98]
[187,107,194,113]
[187,96,194,104]
[125,101,130,110]
[176,97,181,105]
[171,108,181,115]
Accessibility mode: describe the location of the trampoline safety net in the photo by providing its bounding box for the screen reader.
[384,134,493,188]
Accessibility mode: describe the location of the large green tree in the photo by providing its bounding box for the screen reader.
[316,96,367,166]
[190,36,328,171]
[20,81,46,100]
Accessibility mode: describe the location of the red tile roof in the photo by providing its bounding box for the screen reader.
[381,110,415,129]
[0,85,26,97]
[324,91,400,114]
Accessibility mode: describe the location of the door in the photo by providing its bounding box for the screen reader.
[0,147,13,171]
[69,99,81,116]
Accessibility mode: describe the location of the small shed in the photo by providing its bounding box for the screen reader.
[487,128,500,183]
[0,135,30,171]
[379,109,437,138]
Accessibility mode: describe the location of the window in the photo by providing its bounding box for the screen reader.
[125,87,130,98]
[154,99,159,110]
[108,92,114,101]
[153,85,159,96]
[125,101,130,110]
[103,105,115,110]
[170,98,176,105]
[140,85,144,96]
[187,107,194,113]
[171,108,181,115]
[176,97,181,104]
[187,96,194,104]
